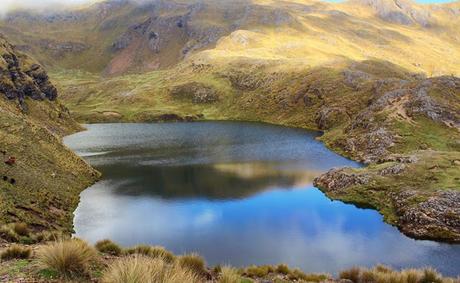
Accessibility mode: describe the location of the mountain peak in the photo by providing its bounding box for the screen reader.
[351,0,432,26]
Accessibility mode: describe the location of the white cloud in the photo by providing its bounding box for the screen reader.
[0,0,98,15]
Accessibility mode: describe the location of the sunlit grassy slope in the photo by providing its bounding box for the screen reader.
[1,0,460,76]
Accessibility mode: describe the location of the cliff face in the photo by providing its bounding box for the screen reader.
[0,35,99,236]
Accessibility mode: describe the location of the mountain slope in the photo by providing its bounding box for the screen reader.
[1,0,460,76]
[0,0,459,242]
[0,34,99,237]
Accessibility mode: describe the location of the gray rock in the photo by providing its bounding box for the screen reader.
[314,168,370,192]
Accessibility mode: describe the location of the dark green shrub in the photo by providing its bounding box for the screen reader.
[276,264,290,275]
[177,253,207,276]
[421,268,442,283]
[95,239,122,256]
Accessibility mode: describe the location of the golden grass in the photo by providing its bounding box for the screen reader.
[0,245,32,261]
[243,264,329,282]
[124,245,176,263]
[102,255,200,283]
[218,266,242,283]
[36,239,97,277]
[339,265,452,283]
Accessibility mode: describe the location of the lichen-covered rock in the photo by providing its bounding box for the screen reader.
[170,82,219,103]
[378,163,406,175]
[313,168,370,192]
[394,190,460,242]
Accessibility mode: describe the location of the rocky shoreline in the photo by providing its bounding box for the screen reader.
[314,151,460,243]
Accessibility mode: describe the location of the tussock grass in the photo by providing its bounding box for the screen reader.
[339,265,450,283]
[102,255,200,283]
[0,225,20,242]
[245,265,274,278]
[36,239,97,277]
[0,245,32,260]
[340,266,362,282]
[13,223,29,236]
[177,253,207,277]
[276,264,290,275]
[218,266,241,283]
[95,239,122,256]
[125,245,175,263]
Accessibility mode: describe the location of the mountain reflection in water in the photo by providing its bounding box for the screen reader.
[64,122,460,277]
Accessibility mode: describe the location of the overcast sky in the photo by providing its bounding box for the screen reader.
[0,0,98,15]
[0,0,456,16]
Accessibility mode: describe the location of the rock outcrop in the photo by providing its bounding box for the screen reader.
[314,151,460,242]
[0,35,58,110]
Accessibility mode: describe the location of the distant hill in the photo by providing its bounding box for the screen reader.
[0,0,459,76]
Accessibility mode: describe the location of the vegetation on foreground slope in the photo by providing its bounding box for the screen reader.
[1,238,459,282]
[0,34,100,236]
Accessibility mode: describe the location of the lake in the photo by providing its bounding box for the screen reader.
[64,122,460,276]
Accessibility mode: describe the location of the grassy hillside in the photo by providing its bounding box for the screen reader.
[0,35,99,238]
[1,0,460,76]
[0,0,459,241]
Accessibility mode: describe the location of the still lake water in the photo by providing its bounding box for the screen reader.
[64,122,460,276]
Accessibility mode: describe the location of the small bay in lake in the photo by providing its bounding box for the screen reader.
[64,122,460,276]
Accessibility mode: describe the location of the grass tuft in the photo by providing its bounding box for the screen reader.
[340,266,362,282]
[276,263,290,275]
[125,245,175,263]
[218,266,241,283]
[102,255,200,283]
[338,266,448,283]
[245,265,273,278]
[0,245,32,260]
[95,239,123,256]
[13,223,29,236]
[421,268,443,283]
[0,225,20,242]
[36,239,97,277]
[177,253,207,277]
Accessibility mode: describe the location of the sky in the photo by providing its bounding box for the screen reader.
[0,0,457,16]
[0,0,98,15]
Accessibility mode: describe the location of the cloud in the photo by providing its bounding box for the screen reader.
[0,0,98,16]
